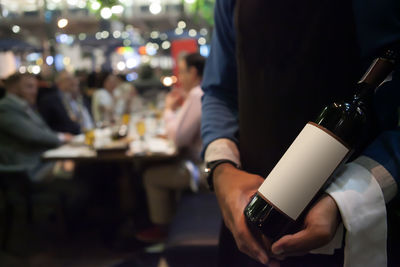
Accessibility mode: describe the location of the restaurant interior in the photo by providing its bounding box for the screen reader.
[0,0,219,266]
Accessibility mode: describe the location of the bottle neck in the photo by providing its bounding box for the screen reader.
[358,58,394,90]
[354,45,399,103]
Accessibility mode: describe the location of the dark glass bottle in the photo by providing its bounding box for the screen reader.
[244,46,399,242]
[112,113,130,140]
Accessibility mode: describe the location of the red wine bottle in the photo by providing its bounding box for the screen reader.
[244,45,399,241]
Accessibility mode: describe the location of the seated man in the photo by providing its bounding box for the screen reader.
[0,73,72,181]
[38,71,93,134]
[137,53,206,242]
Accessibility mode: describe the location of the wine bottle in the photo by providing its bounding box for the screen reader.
[244,45,399,241]
[112,113,130,140]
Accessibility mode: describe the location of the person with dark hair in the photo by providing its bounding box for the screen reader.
[136,52,206,242]
[0,73,72,181]
[37,71,93,134]
[184,52,206,77]
[163,52,205,159]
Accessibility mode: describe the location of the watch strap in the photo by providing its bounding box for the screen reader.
[205,159,239,191]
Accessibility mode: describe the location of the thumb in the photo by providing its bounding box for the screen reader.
[271,227,326,257]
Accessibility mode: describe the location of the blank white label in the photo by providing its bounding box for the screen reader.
[258,122,349,220]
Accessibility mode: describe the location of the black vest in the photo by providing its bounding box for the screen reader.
[218,1,400,266]
[235,0,361,177]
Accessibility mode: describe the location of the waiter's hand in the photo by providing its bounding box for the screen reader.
[213,163,280,266]
[271,194,341,260]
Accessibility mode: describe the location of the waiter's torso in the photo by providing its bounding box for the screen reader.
[235,0,361,176]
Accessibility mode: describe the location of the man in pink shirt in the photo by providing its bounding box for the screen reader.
[137,53,206,242]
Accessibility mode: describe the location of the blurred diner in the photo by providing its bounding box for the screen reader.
[91,72,120,126]
[0,1,221,266]
[0,73,73,181]
[38,70,93,134]
[137,52,206,242]
[0,0,399,265]
[113,74,141,118]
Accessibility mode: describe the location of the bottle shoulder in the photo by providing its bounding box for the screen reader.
[317,101,363,121]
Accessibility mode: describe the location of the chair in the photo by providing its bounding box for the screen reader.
[163,192,221,267]
[0,164,68,251]
[0,165,33,250]
[0,87,5,100]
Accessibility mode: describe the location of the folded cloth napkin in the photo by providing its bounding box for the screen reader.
[311,162,387,267]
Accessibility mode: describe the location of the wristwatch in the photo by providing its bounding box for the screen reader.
[205,159,239,191]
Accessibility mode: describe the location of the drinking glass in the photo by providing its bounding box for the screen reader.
[84,129,95,148]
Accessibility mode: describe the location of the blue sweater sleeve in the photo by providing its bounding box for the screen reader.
[353,0,400,58]
[363,72,400,186]
[201,0,239,156]
[354,0,400,186]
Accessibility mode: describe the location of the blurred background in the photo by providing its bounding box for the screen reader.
[0,0,213,84]
[0,1,220,267]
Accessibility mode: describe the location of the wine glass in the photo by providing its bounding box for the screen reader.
[84,128,95,148]
[122,113,131,125]
[136,120,146,138]
[136,119,146,152]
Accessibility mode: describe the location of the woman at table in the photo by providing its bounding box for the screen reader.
[91,73,120,127]
[136,53,206,242]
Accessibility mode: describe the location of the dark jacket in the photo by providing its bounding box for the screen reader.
[37,88,81,134]
[0,94,60,173]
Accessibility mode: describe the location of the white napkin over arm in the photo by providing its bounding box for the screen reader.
[312,156,397,267]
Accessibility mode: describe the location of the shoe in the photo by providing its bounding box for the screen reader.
[135,226,167,243]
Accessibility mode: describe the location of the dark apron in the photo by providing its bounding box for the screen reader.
[218,0,361,266]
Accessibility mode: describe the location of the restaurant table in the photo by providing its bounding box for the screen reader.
[42,130,178,218]
[42,134,178,162]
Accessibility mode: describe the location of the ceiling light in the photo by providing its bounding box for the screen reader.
[150,31,160,39]
[198,37,206,45]
[188,29,197,37]
[149,3,162,15]
[117,61,126,71]
[111,5,124,14]
[91,1,101,10]
[78,33,87,40]
[12,25,20,33]
[175,28,183,35]
[177,21,186,29]
[100,7,112,19]
[200,28,208,36]
[57,18,68,29]
[101,31,109,39]
[113,31,121,38]
[161,41,171,50]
